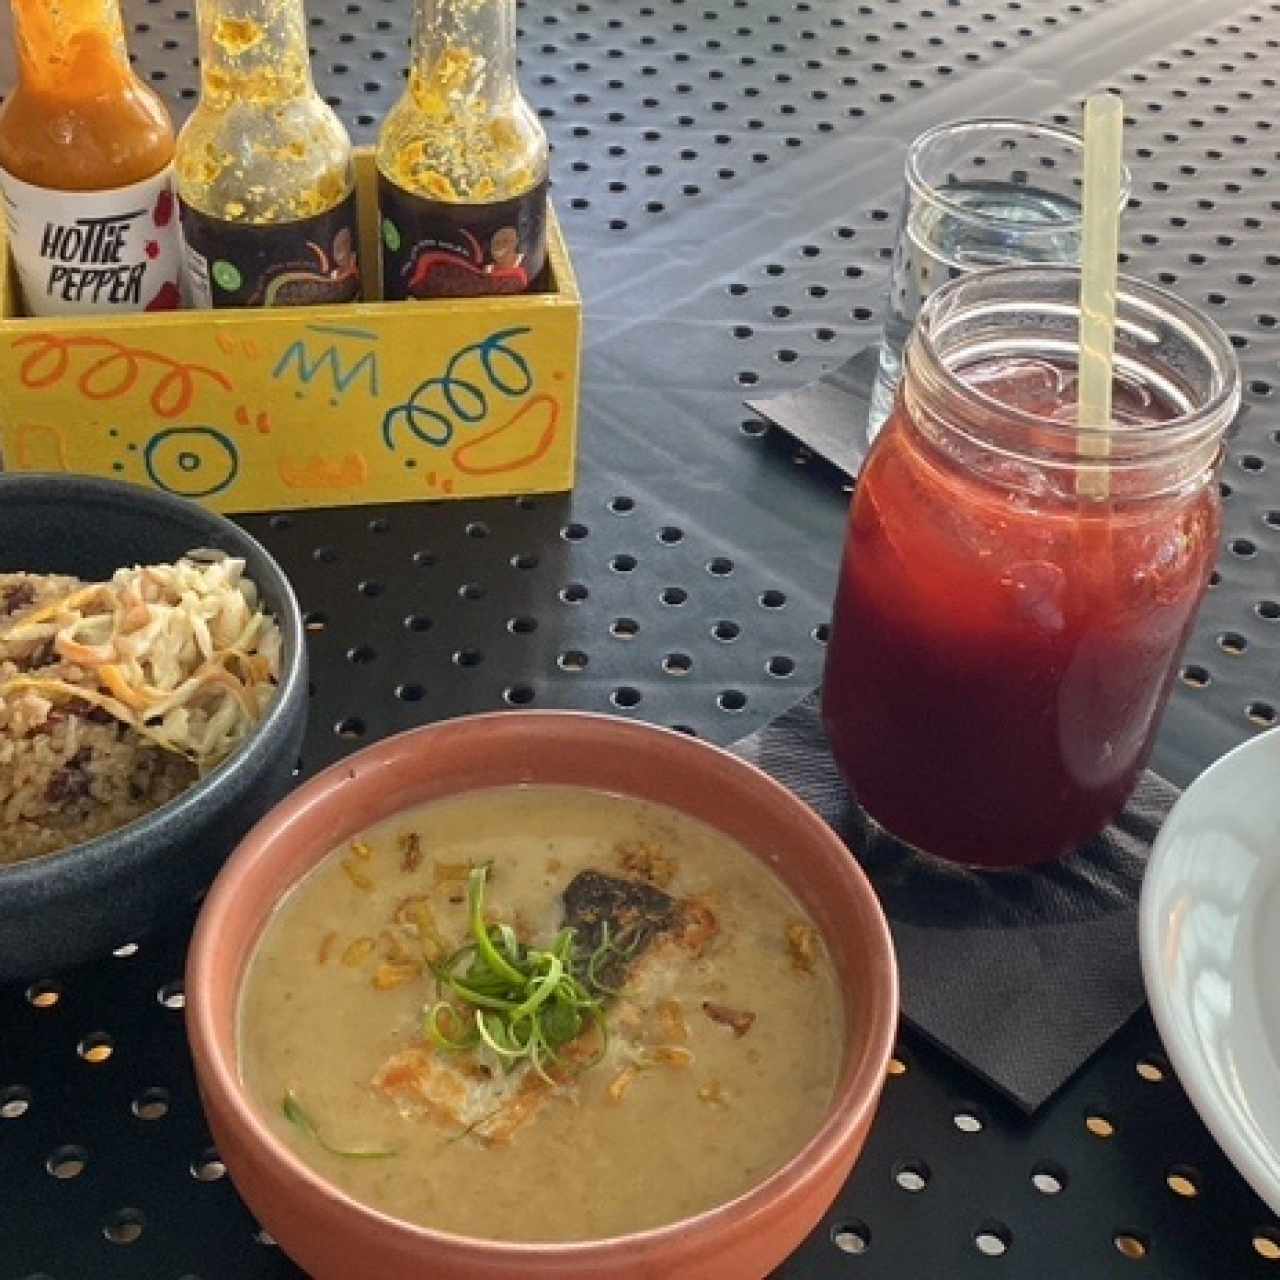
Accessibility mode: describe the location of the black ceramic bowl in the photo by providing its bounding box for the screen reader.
[0,474,307,983]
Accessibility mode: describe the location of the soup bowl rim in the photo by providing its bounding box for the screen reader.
[186,708,899,1264]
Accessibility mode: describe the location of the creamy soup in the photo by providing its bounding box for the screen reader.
[239,785,845,1242]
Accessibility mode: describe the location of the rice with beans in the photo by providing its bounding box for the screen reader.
[0,558,280,866]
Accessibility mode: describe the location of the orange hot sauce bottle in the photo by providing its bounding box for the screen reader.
[0,0,183,314]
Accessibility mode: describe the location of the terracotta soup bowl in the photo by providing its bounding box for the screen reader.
[186,711,898,1280]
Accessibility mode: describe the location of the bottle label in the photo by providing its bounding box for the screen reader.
[0,165,183,316]
[377,175,548,300]
[177,189,361,309]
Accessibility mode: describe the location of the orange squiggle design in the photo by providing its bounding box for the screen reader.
[12,335,233,418]
[451,394,560,476]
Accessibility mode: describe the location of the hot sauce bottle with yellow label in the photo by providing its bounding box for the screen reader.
[174,0,361,308]
[0,0,183,315]
[375,0,549,300]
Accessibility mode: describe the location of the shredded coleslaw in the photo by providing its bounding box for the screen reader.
[0,554,281,770]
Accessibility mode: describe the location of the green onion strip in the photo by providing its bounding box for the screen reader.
[424,865,629,1083]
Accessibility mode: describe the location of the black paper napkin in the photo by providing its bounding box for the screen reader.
[744,344,879,479]
[733,692,1177,1113]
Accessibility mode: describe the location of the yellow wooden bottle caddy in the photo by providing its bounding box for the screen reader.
[0,149,582,513]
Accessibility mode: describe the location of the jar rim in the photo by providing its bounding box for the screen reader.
[905,117,1132,233]
[908,264,1241,459]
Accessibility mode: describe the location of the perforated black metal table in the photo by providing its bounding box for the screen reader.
[5,0,1280,1275]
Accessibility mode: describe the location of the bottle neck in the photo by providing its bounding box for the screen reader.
[410,0,519,106]
[10,0,131,94]
[195,0,316,108]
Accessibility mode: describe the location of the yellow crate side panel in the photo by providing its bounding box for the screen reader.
[0,302,579,511]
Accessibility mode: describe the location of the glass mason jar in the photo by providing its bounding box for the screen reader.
[822,265,1240,869]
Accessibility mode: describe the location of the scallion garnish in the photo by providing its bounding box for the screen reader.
[424,864,631,1083]
[282,1089,396,1159]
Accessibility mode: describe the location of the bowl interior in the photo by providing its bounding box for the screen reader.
[1140,727,1280,1214]
[190,711,898,1254]
[0,473,275,580]
[0,476,305,845]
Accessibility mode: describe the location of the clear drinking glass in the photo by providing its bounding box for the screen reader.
[868,117,1132,436]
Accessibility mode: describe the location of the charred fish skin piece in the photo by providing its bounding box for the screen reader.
[561,869,679,990]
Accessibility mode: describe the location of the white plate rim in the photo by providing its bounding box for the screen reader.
[1139,728,1280,1217]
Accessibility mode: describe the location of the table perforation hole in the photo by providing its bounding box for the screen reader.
[1181,664,1211,688]
[1256,599,1280,620]
[347,644,376,665]
[611,686,642,708]
[1166,1165,1202,1198]
[507,615,538,635]
[395,683,425,703]
[45,1146,89,1182]
[661,586,688,606]
[191,1148,227,1182]
[25,981,62,1009]
[404,613,433,633]
[707,556,734,576]
[662,652,693,675]
[718,688,747,711]
[767,655,796,677]
[504,685,537,706]
[1114,1230,1149,1260]
[1136,1055,1168,1082]
[1254,1228,1280,1261]
[560,583,589,603]
[1247,702,1276,727]
[131,1088,170,1121]
[335,716,366,738]
[759,589,787,608]
[953,1106,987,1133]
[2,1085,31,1119]
[1218,631,1248,654]
[658,525,684,544]
[102,1208,145,1246]
[77,1033,114,1064]
[558,650,589,672]
[974,1222,1012,1256]
[611,554,639,573]
[1031,1162,1067,1195]
[831,1221,871,1255]
[1086,1111,1116,1139]
[112,942,139,958]
[157,981,185,1010]
[894,1160,931,1192]
[712,620,740,641]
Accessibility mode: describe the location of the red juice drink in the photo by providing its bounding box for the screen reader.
[822,267,1239,868]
